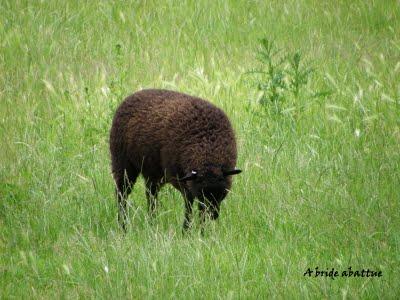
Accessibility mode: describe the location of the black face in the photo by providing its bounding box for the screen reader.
[186,172,230,220]
[179,166,241,220]
[201,186,228,219]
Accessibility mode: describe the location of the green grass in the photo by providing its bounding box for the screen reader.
[1,0,399,298]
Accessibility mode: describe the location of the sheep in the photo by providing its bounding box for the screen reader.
[109,89,241,232]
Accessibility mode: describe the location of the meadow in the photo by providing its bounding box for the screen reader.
[1,0,399,298]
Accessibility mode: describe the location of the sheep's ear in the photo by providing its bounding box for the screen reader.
[223,168,242,176]
[179,170,197,182]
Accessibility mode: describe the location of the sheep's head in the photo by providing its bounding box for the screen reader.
[179,166,241,219]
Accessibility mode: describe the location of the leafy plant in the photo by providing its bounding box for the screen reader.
[287,51,314,98]
[247,38,316,111]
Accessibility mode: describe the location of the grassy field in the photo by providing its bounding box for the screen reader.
[1,0,399,298]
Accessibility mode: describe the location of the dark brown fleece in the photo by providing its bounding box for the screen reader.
[110,89,239,231]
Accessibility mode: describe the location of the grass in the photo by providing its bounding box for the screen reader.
[1,0,399,298]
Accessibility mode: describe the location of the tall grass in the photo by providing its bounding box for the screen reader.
[1,0,399,298]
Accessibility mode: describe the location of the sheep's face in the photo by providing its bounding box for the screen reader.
[186,172,229,220]
[180,167,242,219]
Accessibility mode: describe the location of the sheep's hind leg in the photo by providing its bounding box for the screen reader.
[114,168,139,232]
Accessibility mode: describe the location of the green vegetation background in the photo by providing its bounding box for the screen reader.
[1,0,399,298]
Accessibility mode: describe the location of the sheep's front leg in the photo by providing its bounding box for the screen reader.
[182,193,194,232]
[198,199,208,236]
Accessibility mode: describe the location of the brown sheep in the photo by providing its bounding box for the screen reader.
[109,89,241,232]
